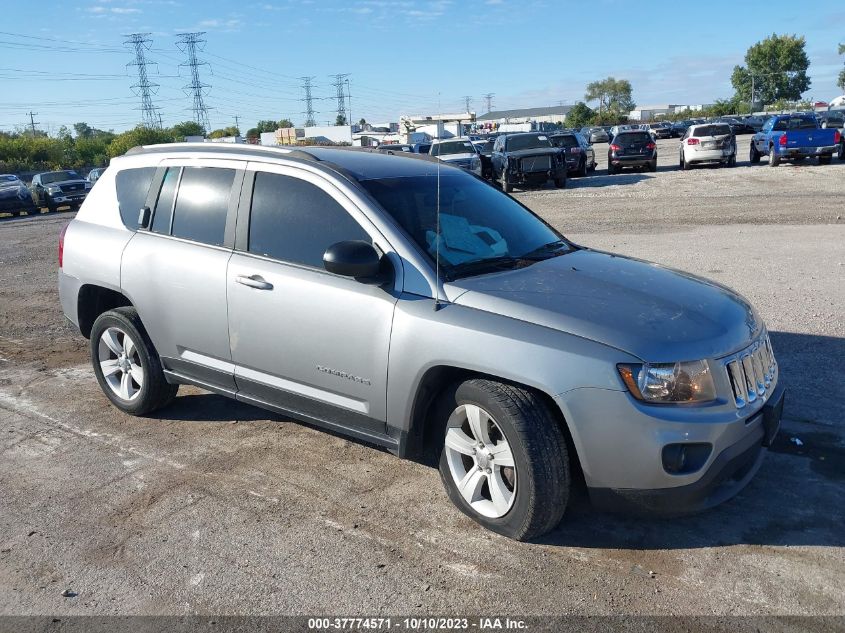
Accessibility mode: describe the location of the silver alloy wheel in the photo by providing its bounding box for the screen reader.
[444,404,516,518]
[98,326,143,401]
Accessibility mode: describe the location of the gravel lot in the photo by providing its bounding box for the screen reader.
[1,137,843,618]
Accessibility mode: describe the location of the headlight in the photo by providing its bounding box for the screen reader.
[47,186,62,194]
[85,182,93,189]
[618,360,716,404]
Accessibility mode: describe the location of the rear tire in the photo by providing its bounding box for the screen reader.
[838,142,845,161]
[749,143,760,164]
[575,157,587,177]
[90,307,178,416]
[648,159,657,172]
[818,155,832,165]
[728,154,737,167]
[501,169,512,193]
[554,176,566,188]
[768,146,780,167]
[436,379,570,541]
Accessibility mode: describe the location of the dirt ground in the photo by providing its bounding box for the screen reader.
[0,137,843,618]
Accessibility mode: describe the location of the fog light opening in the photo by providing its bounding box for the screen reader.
[662,443,712,475]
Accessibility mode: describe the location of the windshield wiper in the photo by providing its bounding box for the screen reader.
[444,256,533,280]
[519,240,571,260]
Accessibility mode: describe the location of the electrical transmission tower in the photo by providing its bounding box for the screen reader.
[125,33,161,128]
[176,32,211,133]
[483,93,495,113]
[463,96,472,112]
[330,73,350,125]
[300,76,317,127]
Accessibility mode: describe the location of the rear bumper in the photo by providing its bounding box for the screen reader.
[776,145,836,157]
[610,155,655,167]
[687,148,733,163]
[587,382,784,515]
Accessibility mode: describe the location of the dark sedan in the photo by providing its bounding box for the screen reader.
[0,175,38,216]
[491,133,567,192]
[550,132,596,177]
[607,130,657,174]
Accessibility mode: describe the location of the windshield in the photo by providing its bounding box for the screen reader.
[692,125,731,137]
[360,174,570,279]
[1,175,19,183]
[505,134,552,151]
[430,141,475,156]
[41,171,80,184]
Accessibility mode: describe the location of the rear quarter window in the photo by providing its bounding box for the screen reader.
[115,167,156,230]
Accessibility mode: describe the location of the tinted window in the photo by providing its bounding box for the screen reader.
[248,172,369,268]
[361,173,568,278]
[551,135,578,149]
[506,134,552,151]
[170,167,234,246]
[692,125,731,137]
[616,132,652,144]
[151,167,180,235]
[430,141,475,156]
[115,167,156,230]
[787,117,817,130]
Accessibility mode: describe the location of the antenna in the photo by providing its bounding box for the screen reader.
[125,33,161,128]
[434,93,442,312]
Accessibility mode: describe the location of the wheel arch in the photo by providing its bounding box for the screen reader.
[77,284,133,339]
[402,365,586,488]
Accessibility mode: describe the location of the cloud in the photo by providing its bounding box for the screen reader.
[85,4,141,13]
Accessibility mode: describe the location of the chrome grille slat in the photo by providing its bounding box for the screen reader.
[725,334,777,409]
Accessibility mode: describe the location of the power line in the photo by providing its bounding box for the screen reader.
[300,76,317,127]
[330,73,350,125]
[125,33,161,129]
[176,32,211,133]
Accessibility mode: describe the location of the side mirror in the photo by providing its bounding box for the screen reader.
[138,206,152,229]
[323,240,387,283]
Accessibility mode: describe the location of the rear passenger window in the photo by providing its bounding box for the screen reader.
[170,167,235,246]
[115,167,156,230]
[248,172,369,268]
[151,167,179,235]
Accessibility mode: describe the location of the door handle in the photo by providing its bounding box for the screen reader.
[235,275,273,290]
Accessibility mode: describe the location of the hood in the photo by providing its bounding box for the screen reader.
[0,181,23,191]
[46,179,88,187]
[505,148,560,158]
[445,249,762,362]
[438,153,476,162]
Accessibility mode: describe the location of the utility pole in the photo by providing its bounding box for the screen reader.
[125,33,161,128]
[27,111,39,136]
[176,32,211,133]
[330,73,350,125]
[483,93,495,113]
[463,96,472,112]
[234,115,240,133]
[300,76,316,127]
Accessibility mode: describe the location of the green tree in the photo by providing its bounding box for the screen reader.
[335,114,348,126]
[254,120,279,134]
[208,126,241,139]
[107,126,175,158]
[564,102,594,129]
[838,42,845,92]
[584,77,635,118]
[358,118,367,128]
[171,121,206,139]
[73,122,93,138]
[278,119,294,128]
[731,34,811,105]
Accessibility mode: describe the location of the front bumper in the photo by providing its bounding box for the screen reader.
[47,191,88,206]
[556,379,784,514]
[0,195,36,211]
[506,164,566,185]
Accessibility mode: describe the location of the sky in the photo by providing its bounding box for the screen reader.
[0,0,843,134]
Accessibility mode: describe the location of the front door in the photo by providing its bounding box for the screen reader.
[226,165,398,438]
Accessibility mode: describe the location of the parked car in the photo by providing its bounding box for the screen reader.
[429,138,482,176]
[607,130,657,174]
[750,114,840,166]
[816,110,844,129]
[87,167,107,183]
[679,123,736,169]
[472,139,495,179]
[0,174,38,216]
[58,142,784,540]
[490,132,567,192]
[30,170,91,211]
[550,132,596,176]
[608,124,636,139]
[378,144,413,154]
[646,123,672,139]
[718,118,755,135]
[580,126,609,143]
[670,120,692,138]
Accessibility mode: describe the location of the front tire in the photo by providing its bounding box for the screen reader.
[501,169,513,193]
[90,307,178,416]
[436,379,570,541]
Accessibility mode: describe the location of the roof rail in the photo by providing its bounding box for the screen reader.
[123,142,321,162]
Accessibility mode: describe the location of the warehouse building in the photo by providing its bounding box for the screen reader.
[477,105,573,125]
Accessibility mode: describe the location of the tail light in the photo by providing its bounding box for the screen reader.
[686,138,700,145]
[610,144,621,151]
[646,142,656,150]
[835,130,841,144]
[779,134,787,147]
[570,147,581,154]
[59,222,68,269]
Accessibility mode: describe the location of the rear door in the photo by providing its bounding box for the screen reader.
[226,163,399,438]
[121,158,244,392]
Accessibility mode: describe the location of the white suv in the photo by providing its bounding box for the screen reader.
[679,123,737,169]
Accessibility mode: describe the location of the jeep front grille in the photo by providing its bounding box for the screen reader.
[521,156,551,172]
[724,334,777,408]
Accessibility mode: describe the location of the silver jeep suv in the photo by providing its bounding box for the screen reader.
[58,143,784,540]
